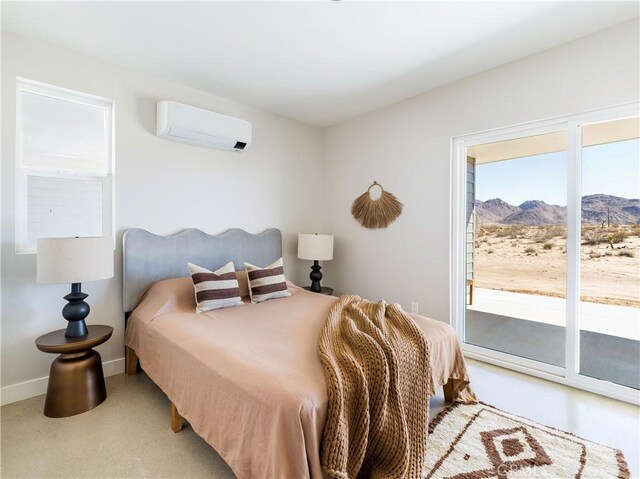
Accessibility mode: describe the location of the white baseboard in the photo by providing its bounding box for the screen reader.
[102,357,126,378]
[0,357,125,406]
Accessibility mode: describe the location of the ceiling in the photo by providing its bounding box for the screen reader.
[2,1,638,126]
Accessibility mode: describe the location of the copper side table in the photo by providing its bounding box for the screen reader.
[35,325,113,418]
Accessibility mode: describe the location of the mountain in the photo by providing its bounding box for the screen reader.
[581,194,640,225]
[519,200,547,210]
[502,201,566,225]
[475,194,639,225]
[474,198,520,223]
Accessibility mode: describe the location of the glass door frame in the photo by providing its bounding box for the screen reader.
[451,102,640,405]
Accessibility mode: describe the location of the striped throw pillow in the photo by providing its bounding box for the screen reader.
[244,258,291,304]
[188,262,243,313]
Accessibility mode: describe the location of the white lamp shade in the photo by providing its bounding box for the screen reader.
[298,234,333,261]
[37,237,114,284]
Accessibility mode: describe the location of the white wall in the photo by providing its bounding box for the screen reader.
[0,32,324,403]
[321,20,639,320]
[2,20,639,405]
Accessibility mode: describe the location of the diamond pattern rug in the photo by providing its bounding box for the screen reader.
[425,402,630,479]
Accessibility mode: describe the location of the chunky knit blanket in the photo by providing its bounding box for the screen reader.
[318,295,431,479]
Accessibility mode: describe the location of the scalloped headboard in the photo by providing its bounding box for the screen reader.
[122,228,282,312]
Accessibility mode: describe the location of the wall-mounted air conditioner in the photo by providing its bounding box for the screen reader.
[156,100,252,152]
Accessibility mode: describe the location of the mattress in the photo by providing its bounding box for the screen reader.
[125,277,475,479]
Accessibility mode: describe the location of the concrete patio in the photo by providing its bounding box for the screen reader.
[470,288,640,340]
[466,288,640,389]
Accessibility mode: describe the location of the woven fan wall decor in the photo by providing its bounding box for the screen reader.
[351,181,403,229]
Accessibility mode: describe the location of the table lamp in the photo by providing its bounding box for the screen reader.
[297,233,333,293]
[37,237,114,338]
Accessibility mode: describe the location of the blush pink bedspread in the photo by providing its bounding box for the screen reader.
[125,278,475,479]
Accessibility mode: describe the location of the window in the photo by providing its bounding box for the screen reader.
[452,104,640,404]
[15,79,114,253]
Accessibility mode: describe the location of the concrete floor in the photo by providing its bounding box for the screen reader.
[1,360,638,478]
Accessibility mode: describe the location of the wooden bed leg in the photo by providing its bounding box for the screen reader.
[443,380,455,403]
[125,347,139,375]
[171,403,183,433]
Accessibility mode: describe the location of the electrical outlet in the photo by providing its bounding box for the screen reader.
[411,302,419,314]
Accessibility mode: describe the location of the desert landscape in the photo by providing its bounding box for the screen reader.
[473,194,640,308]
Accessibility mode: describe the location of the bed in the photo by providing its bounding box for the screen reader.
[123,228,475,479]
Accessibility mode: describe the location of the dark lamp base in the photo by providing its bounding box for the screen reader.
[65,320,88,338]
[309,260,323,293]
[62,283,90,338]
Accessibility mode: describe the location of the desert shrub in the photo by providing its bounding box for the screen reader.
[487,249,494,254]
[629,224,640,237]
[542,225,564,238]
[524,246,536,255]
[608,229,628,244]
[582,230,604,245]
[513,226,525,238]
[617,250,635,258]
[494,225,524,238]
[588,250,601,259]
[509,226,525,239]
[543,241,554,250]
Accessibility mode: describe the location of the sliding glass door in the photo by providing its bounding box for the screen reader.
[452,105,640,403]
[464,131,568,370]
[578,117,640,390]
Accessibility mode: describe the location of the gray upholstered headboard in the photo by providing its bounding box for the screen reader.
[122,228,282,312]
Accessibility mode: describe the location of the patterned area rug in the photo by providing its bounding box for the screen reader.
[425,402,629,479]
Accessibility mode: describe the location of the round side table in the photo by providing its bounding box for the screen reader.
[35,325,113,418]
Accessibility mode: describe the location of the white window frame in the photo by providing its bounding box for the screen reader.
[451,102,640,405]
[15,78,115,254]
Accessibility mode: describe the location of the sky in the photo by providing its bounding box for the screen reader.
[475,138,639,206]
